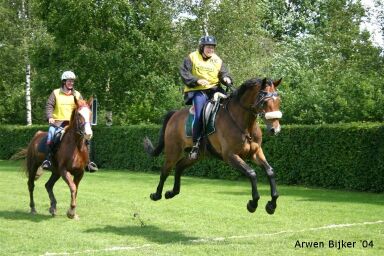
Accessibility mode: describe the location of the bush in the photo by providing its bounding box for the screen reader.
[1,122,383,192]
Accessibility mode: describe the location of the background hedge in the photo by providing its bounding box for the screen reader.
[0,123,383,192]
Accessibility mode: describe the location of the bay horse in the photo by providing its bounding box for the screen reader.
[144,78,282,213]
[18,97,93,219]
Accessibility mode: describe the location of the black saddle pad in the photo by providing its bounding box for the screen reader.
[37,129,64,154]
[185,100,220,137]
[37,135,48,154]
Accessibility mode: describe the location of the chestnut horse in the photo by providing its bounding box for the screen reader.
[19,97,93,219]
[144,78,282,213]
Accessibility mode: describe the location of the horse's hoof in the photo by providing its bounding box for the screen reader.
[67,213,79,220]
[150,193,161,201]
[247,200,257,213]
[67,209,77,219]
[164,190,179,199]
[165,191,174,199]
[49,207,57,217]
[265,201,276,215]
[30,208,37,215]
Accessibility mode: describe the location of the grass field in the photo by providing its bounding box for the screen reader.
[0,160,383,256]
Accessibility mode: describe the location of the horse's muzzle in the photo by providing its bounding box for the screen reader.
[263,111,282,136]
[266,123,281,136]
[83,123,93,140]
[269,125,281,135]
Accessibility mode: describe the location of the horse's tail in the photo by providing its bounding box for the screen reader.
[9,148,41,180]
[144,110,176,157]
[10,148,28,160]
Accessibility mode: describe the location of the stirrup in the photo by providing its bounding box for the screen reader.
[86,162,98,173]
[189,145,199,160]
[41,160,52,170]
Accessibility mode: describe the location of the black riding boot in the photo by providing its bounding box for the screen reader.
[85,140,98,173]
[190,114,203,160]
[41,144,53,170]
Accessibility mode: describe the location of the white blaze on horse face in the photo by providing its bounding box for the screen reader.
[263,97,282,135]
[79,107,93,140]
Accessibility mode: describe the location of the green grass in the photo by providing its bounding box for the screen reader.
[0,160,383,256]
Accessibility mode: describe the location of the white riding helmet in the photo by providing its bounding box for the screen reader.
[61,71,76,81]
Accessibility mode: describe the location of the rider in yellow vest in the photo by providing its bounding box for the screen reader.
[180,35,234,160]
[41,71,98,172]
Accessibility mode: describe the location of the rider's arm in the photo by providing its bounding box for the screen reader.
[218,63,233,85]
[179,57,199,88]
[45,91,56,121]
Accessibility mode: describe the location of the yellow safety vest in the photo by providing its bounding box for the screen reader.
[184,50,223,92]
[52,89,81,121]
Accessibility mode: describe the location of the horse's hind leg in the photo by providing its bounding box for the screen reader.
[45,172,60,216]
[228,154,260,213]
[27,175,37,214]
[253,148,279,215]
[150,159,176,201]
[27,163,39,214]
[165,157,196,199]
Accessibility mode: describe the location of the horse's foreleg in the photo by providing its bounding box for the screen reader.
[61,170,79,219]
[73,172,84,198]
[165,157,196,199]
[45,173,60,216]
[253,148,279,215]
[228,154,260,213]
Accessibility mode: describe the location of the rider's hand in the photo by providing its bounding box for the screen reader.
[223,77,231,85]
[197,79,209,87]
[48,118,55,124]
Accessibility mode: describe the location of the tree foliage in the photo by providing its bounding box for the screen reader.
[0,0,27,123]
[0,0,383,125]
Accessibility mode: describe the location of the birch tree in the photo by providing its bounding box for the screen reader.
[21,0,32,125]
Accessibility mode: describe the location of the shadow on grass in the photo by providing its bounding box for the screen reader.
[216,185,384,206]
[0,210,52,222]
[85,224,200,244]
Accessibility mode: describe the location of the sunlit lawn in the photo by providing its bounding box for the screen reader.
[0,160,383,256]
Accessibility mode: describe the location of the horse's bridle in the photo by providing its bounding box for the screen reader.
[238,90,282,119]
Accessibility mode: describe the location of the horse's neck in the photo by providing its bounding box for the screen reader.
[227,99,257,131]
[62,125,86,149]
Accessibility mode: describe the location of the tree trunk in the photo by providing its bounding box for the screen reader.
[22,0,32,125]
[25,63,32,125]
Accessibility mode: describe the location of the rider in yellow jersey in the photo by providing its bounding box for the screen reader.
[41,71,98,172]
[180,36,234,160]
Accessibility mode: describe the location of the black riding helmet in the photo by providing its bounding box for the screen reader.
[198,35,217,54]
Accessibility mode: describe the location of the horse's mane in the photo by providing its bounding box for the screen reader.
[232,77,274,100]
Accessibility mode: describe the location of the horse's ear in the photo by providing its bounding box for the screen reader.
[261,78,268,89]
[87,97,94,108]
[274,78,282,87]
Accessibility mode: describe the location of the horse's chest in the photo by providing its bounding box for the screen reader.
[239,142,259,158]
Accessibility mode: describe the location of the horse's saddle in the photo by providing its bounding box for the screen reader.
[185,92,226,138]
[37,128,66,154]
